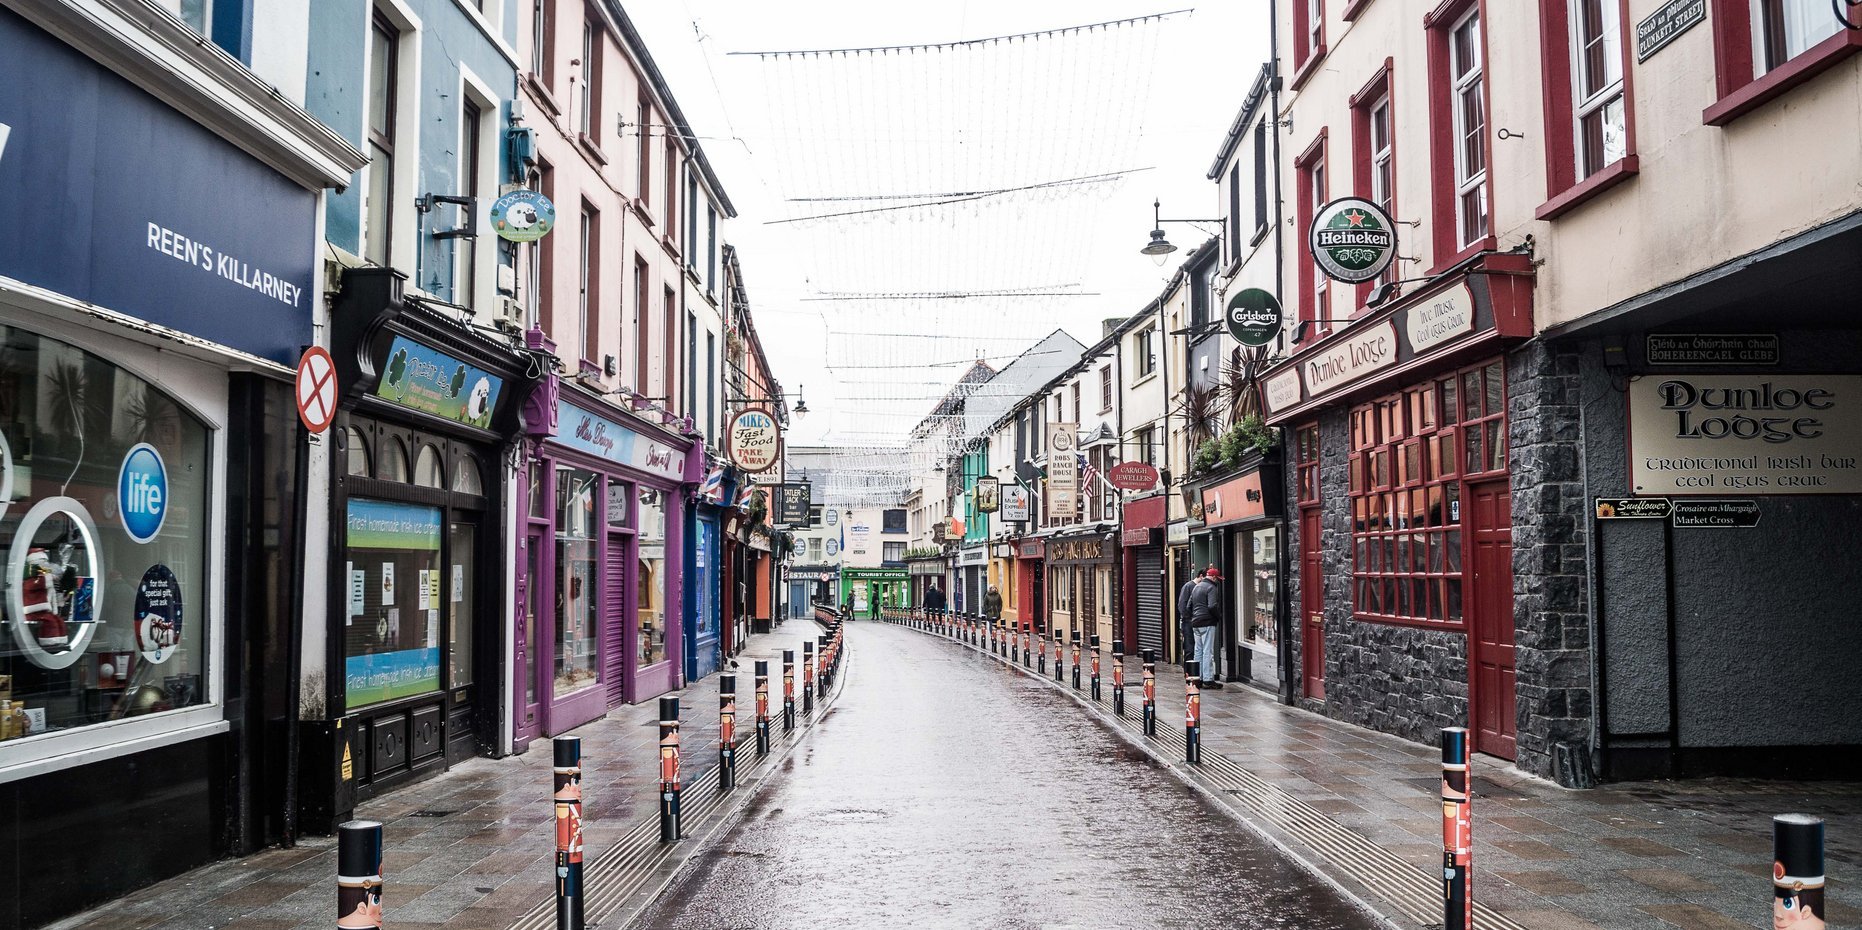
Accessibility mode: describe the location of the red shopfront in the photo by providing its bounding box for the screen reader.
[513,379,698,750]
[1120,494,1167,656]
[1012,537,1044,634]
[1261,253,1533,760]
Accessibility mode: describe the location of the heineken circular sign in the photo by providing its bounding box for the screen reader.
[1309,196,1396,284]
[1225,288,1283,347]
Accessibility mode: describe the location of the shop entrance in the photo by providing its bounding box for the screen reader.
[1300,507,1325,700]
[1468,480,1517,759]
[513,527,544,749]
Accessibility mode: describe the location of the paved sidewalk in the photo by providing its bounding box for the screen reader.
[51,623,831,930]
[906,617,1860,930]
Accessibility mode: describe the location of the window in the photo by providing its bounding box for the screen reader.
[1450,9,1487,248]
[1070,384,1081,426]
[577,18,600,141]
[457,100,483,310]
[1099,366,1112,412]
[1344,359,1503,627]
[554,468,598,696]
[159,0,210,35]
[664,140,678,239]
[1754,0,1842,73]
[1252,121,1269,234]
[535,161,555,331]
[636,97,652,203]
[1536,0,1639,218]
[809,538,823,560]
[1293,0,1326,82]
[1351,62,1396,300]
[1570,0,1626,179]
[1227,163,1242,263]
[1294,131,1328,342]
[579,205,598,362]
[706,331,717,443]
[1134,325,1157,377]
[686,176,699,260]
[634,256,650,392]
[0,326,213,745]
[883,542,905,563]
[363,14,399,267]
[664,287,678,410]
[637,487,669,667]
[532,0,553,81]
[1132,425,1156,468]
[706,208,718,296]
[1296,422,1321,504]
[1704,0,1855,125]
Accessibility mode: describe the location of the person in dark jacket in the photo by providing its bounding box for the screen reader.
[1184,567,1223,687]
[982,585,1003,625]
[922,581,947,615]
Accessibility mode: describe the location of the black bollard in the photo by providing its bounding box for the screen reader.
[1022,628,1032,668]
[1184,660,1201,764]
[1037,627,1047,673]
[783,650,797,732]
[802,641,815,715]
[1142,649,1157,737]
[337,820,385,930]
[718,676,736,792]
[552,736,584,930]
[1090,634,1102,702]
[1054,629,1066,682]
[1071,631,1082,691]
[816,636,828,699]
[754,661,771,756]
[1441,727,1471,930]
[659,697,681,843]
[1112,639,1125,716]
[1773,814,1826,930]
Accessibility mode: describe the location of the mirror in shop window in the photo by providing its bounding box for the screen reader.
[6,498,103,668]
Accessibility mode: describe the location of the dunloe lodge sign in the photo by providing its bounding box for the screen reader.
[1629,375,1862,494]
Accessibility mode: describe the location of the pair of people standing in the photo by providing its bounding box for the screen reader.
[1177,567,1224,689]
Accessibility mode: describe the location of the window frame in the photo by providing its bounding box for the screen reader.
[1252,120,1270,238]
[1134,325,1158,378]
[1425,0,1497,273]
[363,12,400,268]
[1350,60,1396,309]
[1705,0,1861,125]
[577,18,596,139]
[578,203,599,365]
[1099,365,1113,412]
[1291,0,1328,88]
[1534,0,1639,220]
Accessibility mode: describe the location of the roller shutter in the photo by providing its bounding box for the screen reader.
[1136,546,1165,656]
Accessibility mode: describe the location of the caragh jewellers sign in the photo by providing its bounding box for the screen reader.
[1628,375,1862,494]
[1308,197,1396,284]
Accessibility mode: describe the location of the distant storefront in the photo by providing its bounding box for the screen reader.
[1120,496,1167,656]
[1046,528,1117,651]
[1188,455,1284,692]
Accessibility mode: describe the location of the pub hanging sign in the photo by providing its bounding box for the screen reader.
[1308,197,1396,284]
[1628,375,1862,494]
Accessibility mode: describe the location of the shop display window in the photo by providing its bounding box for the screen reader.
[1243,528,1279,648]
[0,325,211,742]
[636,486,668,667]
[555,467,600,696]
[1347,359,1503,626]
[344,499,443,706]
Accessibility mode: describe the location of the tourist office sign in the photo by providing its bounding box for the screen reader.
[1627,375,1862,494]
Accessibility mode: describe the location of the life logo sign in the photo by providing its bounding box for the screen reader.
[489,190,557,243]
[1309,196,1396,284]
[117,443,168,543]
[728,408,781,474]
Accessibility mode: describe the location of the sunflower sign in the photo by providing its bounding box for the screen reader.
[372,335,504,428]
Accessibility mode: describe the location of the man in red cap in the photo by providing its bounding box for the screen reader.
[1187,565,1223,688]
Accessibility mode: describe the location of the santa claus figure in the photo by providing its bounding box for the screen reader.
[19,548,67,650]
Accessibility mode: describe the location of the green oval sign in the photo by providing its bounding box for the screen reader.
[1225,288,1283,347]
[1309,196,1395,284]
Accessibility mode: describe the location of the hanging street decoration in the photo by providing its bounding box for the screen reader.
[1309,196,1396,284]
[1225,288,1283,347]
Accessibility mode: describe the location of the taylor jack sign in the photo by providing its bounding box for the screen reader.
[1629,375,1862,494]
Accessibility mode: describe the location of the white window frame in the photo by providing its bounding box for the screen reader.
[1370,95,1394,211]
[456,66,500,318]
[1134,325,1157,378]
[1307,0,1324,53]
[577,21,595,137]
[578,206,594,360]
[1310,154,1328,310]
[1750,0,1842,75]
[0,299,229,784]
[1448,7,1487,248]
[363,0,422,274]
[1568,0,1626,179]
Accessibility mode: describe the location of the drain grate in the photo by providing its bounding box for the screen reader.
[410,809,457,818]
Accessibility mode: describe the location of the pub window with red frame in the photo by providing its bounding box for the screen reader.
[1293,0,1327,83]
[1347,358,1506,626]
[1351,62,1396,306]
[1295,423,1322,505]
[1427,2,1492,265]
[1295,131,1328,343]
[1536,0,1636,219]
[1705,0,1853,125]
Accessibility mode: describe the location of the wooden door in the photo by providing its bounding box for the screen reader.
[512,527,544,749]
[1299,507,1325,700]
[1468,480,1518,760]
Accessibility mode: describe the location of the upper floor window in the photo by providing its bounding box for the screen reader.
[1449,9,1488,248]
[1536,0,1638,217]
[1352,64,1396,299]
[1754,0,1842,74]
[159,0,210,35]
[636,97,652,203]
[577,19,600,140]
[1293,0,1326,78]
[1227,163,1242,264]
[1134,325,1157,377]
[533,0,554,84]
[1571,0,1626,179]
[1294,131,1328,341]
[363,13,399,268]
[458,100,484,310]
[1099,366,1112,412]
[1252,120,1269,235]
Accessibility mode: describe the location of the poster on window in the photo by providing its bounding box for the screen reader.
[345,499,444,706]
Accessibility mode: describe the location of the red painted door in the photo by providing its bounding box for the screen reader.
[1299,507,1325,700]
[1468,480,1517,760]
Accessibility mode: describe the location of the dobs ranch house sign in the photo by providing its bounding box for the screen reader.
[1629,375,1862,494]
[728,408,781,474]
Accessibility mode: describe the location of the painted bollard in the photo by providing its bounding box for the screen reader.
[337,820,384,930]
[1184,660,1202,764]
[1010,624,1020,663]
[782,650,797,732]
[1773,814,1825,930]
[1089,634,1102,702]
[551,737,584,930]
[1441,727,1472,930]
[802,641,815,715]
[1022,628,1032,668]
[1141,649,1157,737]
[815,636,828,699]
[1071,631,1082,691]
[659,697,681,843]
[1037,628,1047,673]
[718,676,737,792]
[1112,639,1126,716]
[754,661,771,756]
[1054,630,1066,682]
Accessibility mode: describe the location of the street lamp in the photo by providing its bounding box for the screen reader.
[1138,199,1222,266]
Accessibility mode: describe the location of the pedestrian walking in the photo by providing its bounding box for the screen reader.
[923,581,947,615]
[1186,567,1223,688]
[982,585,1003,625]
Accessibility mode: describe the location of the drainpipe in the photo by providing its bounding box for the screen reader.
[1267,0,1296,707]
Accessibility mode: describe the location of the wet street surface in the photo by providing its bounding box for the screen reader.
[634,622,1380,930]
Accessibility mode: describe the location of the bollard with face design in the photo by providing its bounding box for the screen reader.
[551,737,583,929]
[1441,728,1471,930]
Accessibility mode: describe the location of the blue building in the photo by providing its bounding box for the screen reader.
[0,2,364,925]
[297,0,542,829]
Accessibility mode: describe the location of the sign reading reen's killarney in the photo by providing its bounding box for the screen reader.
[1309,197,1396,284]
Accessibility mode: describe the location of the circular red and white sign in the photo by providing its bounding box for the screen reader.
[296,346,339,434]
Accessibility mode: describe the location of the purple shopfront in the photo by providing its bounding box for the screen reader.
[512,379,700,749]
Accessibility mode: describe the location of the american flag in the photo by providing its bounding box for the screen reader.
[1079,453,1102,491]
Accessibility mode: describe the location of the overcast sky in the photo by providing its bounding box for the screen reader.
[625,2,1272,446]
